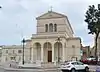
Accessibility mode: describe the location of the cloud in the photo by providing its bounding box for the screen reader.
[0,0,98,45]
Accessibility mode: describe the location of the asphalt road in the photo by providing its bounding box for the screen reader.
[0,68,5,72]
[89,65,100,72]
[0,65,99,72]
[0,67,61,72]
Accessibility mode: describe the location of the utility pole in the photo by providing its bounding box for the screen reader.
[22,38,25,65]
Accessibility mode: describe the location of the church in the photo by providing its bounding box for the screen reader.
[26,10,81,63]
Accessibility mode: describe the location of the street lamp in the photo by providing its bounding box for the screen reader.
[22,38,25,65]
[0,5,2,9]
[0,6,2,8]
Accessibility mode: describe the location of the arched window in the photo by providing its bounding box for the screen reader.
[54,24,57,32]
[49,23,53,32]
[45,24,48,32]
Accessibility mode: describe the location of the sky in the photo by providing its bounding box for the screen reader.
[0,0,99,47]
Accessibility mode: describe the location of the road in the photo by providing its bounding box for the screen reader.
[89,65,100,71]
[0,65,99,72]
[0,68,4,72]
[0,67,61,72]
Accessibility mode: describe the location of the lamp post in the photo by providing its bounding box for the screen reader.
[0,6,2,9]
[0,6,2,8]
[22,38,25,65]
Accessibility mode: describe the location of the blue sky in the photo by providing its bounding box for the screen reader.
[0,0,99,46]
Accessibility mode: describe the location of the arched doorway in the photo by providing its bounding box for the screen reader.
[43,42,52,62]
[34,42,41,61]
[54,42,62,62]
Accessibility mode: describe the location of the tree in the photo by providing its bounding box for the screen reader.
[85,4,100,63]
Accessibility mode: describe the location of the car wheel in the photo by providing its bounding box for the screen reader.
[71,68,76,72]
[85,67,89,72]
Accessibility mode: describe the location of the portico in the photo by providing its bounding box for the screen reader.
[32,40,64,63]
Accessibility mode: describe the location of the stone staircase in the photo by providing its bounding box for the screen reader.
[41,62,58,69]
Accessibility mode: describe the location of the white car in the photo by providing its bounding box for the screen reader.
[60,61,89,72]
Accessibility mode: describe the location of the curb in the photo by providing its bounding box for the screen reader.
[90,70,96,72]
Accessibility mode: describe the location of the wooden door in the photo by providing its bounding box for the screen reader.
[48,51,52,62]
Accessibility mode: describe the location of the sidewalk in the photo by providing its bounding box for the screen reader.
[3,65,97,72]
[3,67,60,72]
[89,65,100,72]
[2,63,99,72]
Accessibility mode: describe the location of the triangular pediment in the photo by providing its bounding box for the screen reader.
[36,11,67,20]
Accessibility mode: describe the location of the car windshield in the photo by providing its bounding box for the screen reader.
[77,62,84,65]
[71,61,84,65]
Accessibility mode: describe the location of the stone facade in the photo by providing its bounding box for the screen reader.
[26,11,82,63]
[81,46,90,60]
[1,45,31,63]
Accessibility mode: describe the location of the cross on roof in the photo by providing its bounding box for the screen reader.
[50,6,53,12]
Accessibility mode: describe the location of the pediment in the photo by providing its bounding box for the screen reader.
[36,11,67,20]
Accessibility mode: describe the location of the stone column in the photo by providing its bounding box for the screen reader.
[32,46,37,62]
[52,44,54,62]
[31,47,34,62]
[62,44,65,62]
[41,44,43,62]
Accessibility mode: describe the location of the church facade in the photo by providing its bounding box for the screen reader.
[26,11,81,63]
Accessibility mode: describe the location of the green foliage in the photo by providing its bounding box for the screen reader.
[85,4,100,62]
[85,5,100,35]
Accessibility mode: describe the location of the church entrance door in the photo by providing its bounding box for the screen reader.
[48,51,52,62]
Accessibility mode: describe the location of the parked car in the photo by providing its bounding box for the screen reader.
[60,61,89,72]
[81,58,97,65]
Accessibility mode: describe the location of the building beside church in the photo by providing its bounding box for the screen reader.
[26,11,82,63]
[1,45,31,63]
[81,46,90,60]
